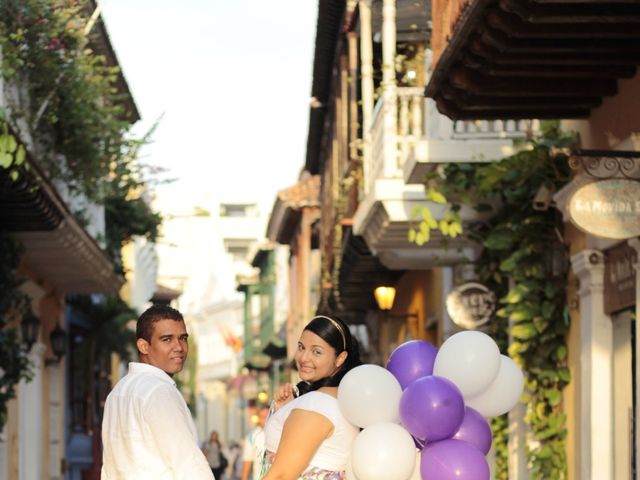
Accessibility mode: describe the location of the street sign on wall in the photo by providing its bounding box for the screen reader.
[446,282,496,330]
[568,179,640,239]
[604,242,637,315]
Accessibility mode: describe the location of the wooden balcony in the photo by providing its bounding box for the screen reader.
[426,0,640,119]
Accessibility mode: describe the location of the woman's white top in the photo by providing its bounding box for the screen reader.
[264,391,359,471]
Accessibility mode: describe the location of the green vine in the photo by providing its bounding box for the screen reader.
[0,233,33,432]
[0,0,163,261]
[416,122,576,478]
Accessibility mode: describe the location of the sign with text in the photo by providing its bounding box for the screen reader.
[568,179,640,239]
[446,282,496,330]
[604,242,637,315]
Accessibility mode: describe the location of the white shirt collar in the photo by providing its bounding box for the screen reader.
[128,362,176,386]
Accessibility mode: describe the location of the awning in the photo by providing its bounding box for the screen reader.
[425,0,640,119]
[1,146,123,294]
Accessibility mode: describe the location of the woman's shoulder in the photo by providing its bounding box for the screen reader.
[294,391,342,419]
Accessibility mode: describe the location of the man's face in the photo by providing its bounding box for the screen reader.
[136,319,189,376]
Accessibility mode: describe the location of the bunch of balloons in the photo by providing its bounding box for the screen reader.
[337,331,524,480]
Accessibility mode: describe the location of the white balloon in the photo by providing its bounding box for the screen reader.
[351,422,416,480]
[433,330,501,398]
[466,355,525,418]
[338,364,402,428]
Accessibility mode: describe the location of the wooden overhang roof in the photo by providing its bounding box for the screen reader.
[332,226,402,325]
[425,0,640,119]
[305,0,347,174]
[1,147,123,294]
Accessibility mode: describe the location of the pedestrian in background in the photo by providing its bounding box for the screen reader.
[204,430,228,479]
[101,304,214,479]
[260,314,361,480]
[241,405,270,480]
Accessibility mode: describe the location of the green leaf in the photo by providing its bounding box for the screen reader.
[0,152,12,168]
[9,170,19,181]
[545,388,562,407]
[14,145,25,166]
[426,188,447,204]
[511,322,537,340]
[408,229,416,242]
[556,345,567,361]
[509,306,535,322]
[484,229,516,250]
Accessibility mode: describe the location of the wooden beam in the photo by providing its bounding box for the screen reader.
[449,66,618,96]
[486,8,640,38]
[435,97,591,119]
[500,0,640,23]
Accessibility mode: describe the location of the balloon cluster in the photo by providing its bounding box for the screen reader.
[337,331,525,480]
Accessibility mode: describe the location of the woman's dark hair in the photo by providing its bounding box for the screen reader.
[296,314,362,396]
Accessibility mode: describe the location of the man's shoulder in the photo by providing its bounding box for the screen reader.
[109,369,175,400]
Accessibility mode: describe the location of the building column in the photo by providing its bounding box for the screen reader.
[571,250,613,480]
[628,238,640,477]
[19,342,46,480]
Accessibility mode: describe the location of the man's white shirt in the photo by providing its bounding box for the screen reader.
[101,362,214,480]
[242,426,265,480]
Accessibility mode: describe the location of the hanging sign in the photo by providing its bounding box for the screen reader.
[446,282,496,330]
[568,179,640,239]
[604,242,637,315]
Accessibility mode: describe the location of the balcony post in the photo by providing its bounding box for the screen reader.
[359,0,374,195]
[382,0,398,177]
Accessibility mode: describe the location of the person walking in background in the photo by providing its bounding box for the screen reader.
[241,405,270,480]
[225,441,243,480]
[101,304,214,479]
[260,314,362,480]
[204,430,228,479]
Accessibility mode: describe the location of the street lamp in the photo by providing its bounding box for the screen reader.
[373,285,418,320]
[46,323,67,365]
[374,286,396,311]
[20,312,40,351]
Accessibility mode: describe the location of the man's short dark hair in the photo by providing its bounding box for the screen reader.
[136,304,184,342]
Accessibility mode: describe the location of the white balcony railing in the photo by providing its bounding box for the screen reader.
[367,87,424,194]
[452,119,538,140]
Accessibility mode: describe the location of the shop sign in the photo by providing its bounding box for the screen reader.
[446,282,496,330]
[604,242,637,315]
[568,179,640,239]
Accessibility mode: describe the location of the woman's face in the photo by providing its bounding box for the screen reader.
[295,329,345,383]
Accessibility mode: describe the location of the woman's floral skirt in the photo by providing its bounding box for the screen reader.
[259,450,345,480]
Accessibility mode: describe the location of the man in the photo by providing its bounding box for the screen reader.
[101,304,214,479]
[240,405,269,480]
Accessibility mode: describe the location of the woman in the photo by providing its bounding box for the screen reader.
[260,314,362,480]
[204,430,227,479]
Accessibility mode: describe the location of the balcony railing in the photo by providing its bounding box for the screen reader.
[367,85,536,193]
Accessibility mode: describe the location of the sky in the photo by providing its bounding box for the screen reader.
[101,0,319,215]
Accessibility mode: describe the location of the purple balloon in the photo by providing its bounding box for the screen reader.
[453,407,493,455]
[386,340,438,390]
[421,439,490,480]
[399,375,465,443]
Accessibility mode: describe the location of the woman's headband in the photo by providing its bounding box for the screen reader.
[312,315,347,351]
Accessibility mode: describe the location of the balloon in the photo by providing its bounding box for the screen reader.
[338,364,403,428]
[345,459,359,480]
[433,331,501,398]
[412,435,425,450]
[465,354,525,418]
[351,422,416,480]
[453,407,492,455]
[399,375,464,443]
[421,439,490,480]
[386,340,438,390]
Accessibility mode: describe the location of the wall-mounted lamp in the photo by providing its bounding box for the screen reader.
[374,286,417,319]
[46,323,67,365]
[20,313,40,351]
[374,286,396,311]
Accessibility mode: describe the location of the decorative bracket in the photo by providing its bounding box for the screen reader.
[551,148,640,180]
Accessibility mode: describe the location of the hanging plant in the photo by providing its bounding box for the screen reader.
[0,233,33,432]
[414,121,576,479]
